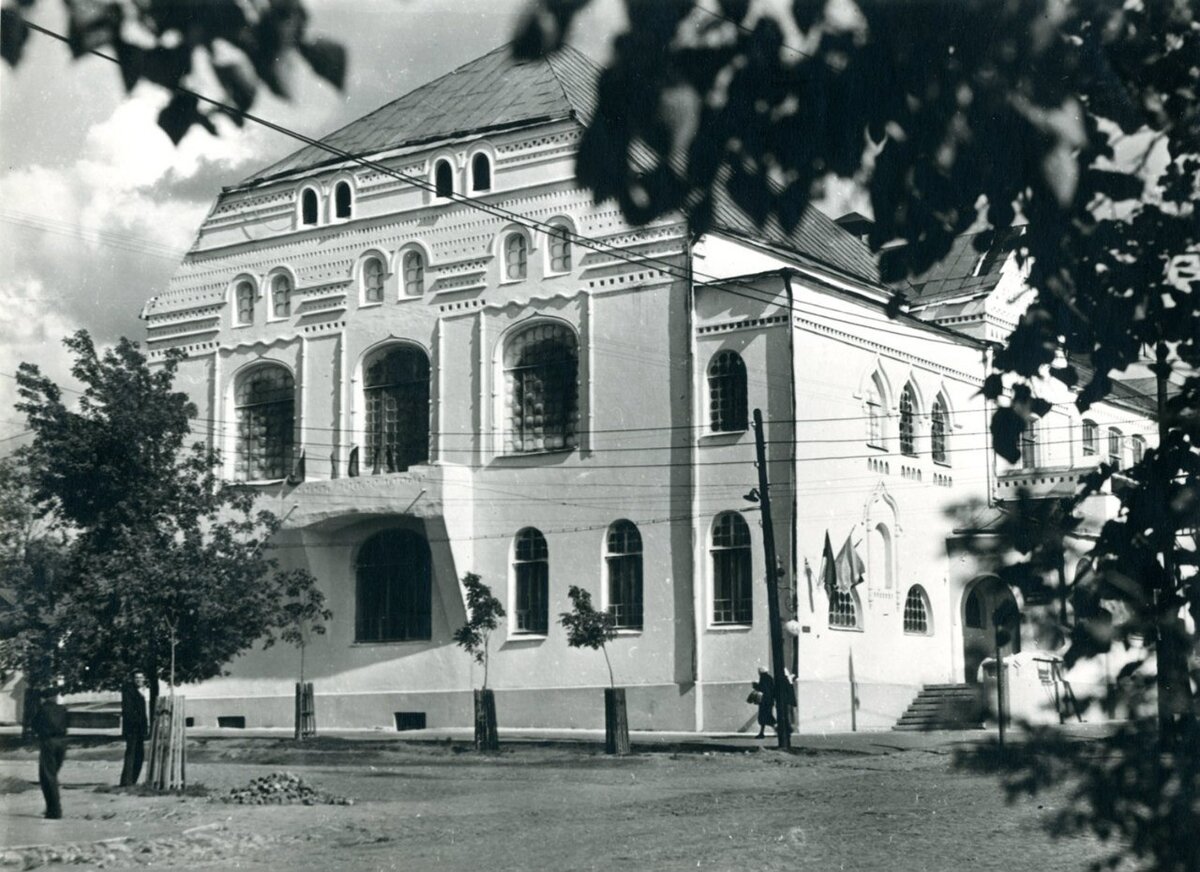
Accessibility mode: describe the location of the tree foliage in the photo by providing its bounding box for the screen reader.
[452,572,506,689]
[0,0,346,143]
[272,569,332,686]
[559,585,617,687]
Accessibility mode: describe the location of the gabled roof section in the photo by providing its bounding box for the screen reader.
[901,227,1025,306]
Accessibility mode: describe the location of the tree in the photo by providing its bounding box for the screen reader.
[14,330,327,784]
[0,0,346,143]
[559,585,617,687]
[274,570,332,689]
[453,572,506,751]
[518,0,1197,864]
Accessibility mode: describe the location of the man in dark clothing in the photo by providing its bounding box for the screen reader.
[31,694,68,819]
[120,679,149,787]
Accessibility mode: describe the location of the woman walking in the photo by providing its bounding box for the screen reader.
[751,666,776,739]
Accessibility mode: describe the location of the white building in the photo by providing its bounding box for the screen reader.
[140,45,1156,733]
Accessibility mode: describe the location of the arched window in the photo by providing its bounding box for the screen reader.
[300,188,318,225]
[711,512,752,624]
[504,233,528,280]
[1081,419,1098,456]
[271,274,292,319]
[605,520,643,630]
[865,379,885,448]
[549,225,572,272]
[829,590,860,629]
[234,365,294,481]
[931,395,949,464]
[1107,427,1124,467]
[471,153,491,192]
[434,159,453,198]
[513,528,549,635]
[964,588,983,628]
[403,250,425,296]
[1020,421,1040,470]
[868,523,894,590]
[355,529,432,642]
[903,585,932,634]
[708,350,748,433]
[898,383,917,456]
[1130,435,1146,465]
[363,256,385,304]
[364,346,430,473]
[235,280,255,326]
[504,322,578,453]
[334,181,352,219]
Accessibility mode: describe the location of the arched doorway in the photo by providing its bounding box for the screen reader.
[961,576,1021,683]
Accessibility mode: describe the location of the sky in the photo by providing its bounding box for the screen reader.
[0,0,636,443]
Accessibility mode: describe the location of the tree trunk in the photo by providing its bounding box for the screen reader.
[474,688,499,752]
[604,687,630,755]
[147,695,186,791]
[294,682,315,740]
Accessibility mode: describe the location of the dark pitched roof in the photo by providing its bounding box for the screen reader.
[901,227,1025,306]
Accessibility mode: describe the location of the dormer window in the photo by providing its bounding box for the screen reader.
[434,160,453,198]
[504,233,528,280]
[334,182,352,219]
[300,189,319,226]
[363,256,385,304]
[471,153,491,192]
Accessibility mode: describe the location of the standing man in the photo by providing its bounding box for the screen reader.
[120,677,148,787]
[31,689,68,819]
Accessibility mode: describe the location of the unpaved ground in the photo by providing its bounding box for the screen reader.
[0,736,1127,871]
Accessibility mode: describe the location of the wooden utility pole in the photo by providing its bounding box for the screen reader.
[752,408,791,749]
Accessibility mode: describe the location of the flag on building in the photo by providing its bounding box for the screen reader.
[834,533,865,593]
[820,532,838,597]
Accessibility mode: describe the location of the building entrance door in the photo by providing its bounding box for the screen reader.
[961,576,1020,683]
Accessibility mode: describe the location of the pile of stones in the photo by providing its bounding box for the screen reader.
[220,772,352,806]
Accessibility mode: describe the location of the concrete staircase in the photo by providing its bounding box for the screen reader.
[893,683,984,731]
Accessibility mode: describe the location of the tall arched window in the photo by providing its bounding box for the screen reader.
[235,281,255,326]
[865,377,885,448]
[434,159,453,198]
[549,225,572,272]
[363,256,385,304]
[1081,419,1098,456]
[1020,421,1040,470]
[471,153,491,192]
[903,585,932,634]
[868,523,894,590]
[1107,427,1124,467]
[334,181,352,219]
[829,590,860,629]
[513,528,549,635]
[898,383,917,456]
[931,395,949,464]
[504,323,578,453]
[605,520,643,630]
[1130,435,1146,465]
[300,188,319,225]
[235,365,294,481]
[504,233,528,280]
[708,350,748,433]
[711,512,752,624]
[364,346,430,473]
[964,588,983,628]
[355,529,432,642]
[271,274,292,319]
[403,250,425,296]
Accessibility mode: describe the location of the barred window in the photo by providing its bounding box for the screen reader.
[549,225,572,272]
[434,159,453,198]
[355,529,432,642]
[1020,421,1039,470]
[829,590,859,629]
[504,323,578,453]
[472,153,491,192]
[513,528,549,635]
[271,274,292,319]
[364,346,430,473]
[300,188,318,225]
[606,520,643,630]
[903,585,931,634]
[1107,427,1124,468]
[363,256,385,303]
[504,233,528,280]
[235,281,254,326]
[899,383,917,456]
[711,512,752,624]
[334,181,352,219]
[1130,435,1146,465]
[1081,419,1098,456]
[708,350,748,433]
[403,251,425,296]
[235,365,294,481]
[931,395,949,464]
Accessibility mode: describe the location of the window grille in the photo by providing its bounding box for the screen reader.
[1107,427,1124,467]
[903,585,930,634]
[301,189,318,225]
[707,350,748,433]
[235,365,294,481]
[865,383,884,447]
[711,512,752,624]
[513,528,549,634]
[829,590,859,629]
[549,226,572,272]
[505,233,528,280]
[472,153,491,191]
[363,257,385,303]
[403,251,425,296]
[931,396,948,464]
[355,529,432,642]
[334,182,352,219]
[504,323,578,453]
[271,274,292,318]
[1081,419,1098,456]
[899,383,917,456]
[1130,435,1146,465]
[364,347,430,473]
[435,160,453,198]
[606,520,643,630]
[235,281,254,325]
